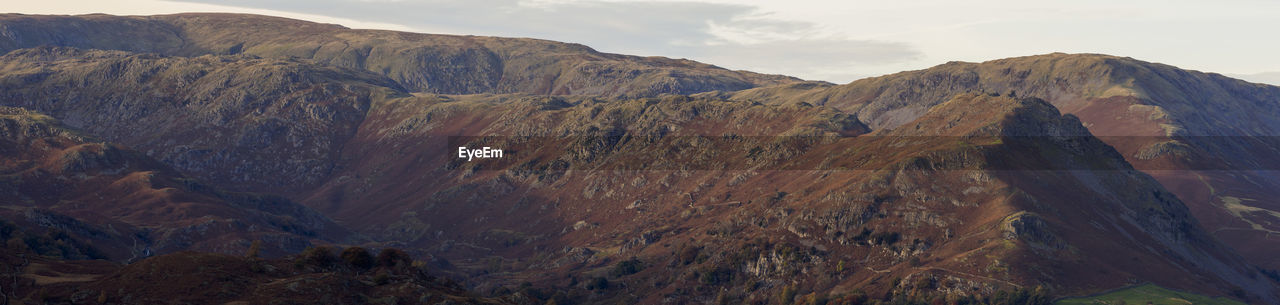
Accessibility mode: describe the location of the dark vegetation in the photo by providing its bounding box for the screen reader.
[610,257,645,277]
[0,219,104,260]
[2,244,512,305]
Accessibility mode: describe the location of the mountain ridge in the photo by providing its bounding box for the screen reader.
[0,13,801,97]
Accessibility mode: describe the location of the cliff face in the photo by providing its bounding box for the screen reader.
[0,13,799,97]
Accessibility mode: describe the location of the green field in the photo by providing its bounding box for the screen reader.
[1056,284,1245,305]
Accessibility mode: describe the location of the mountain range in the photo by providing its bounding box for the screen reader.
[1,12,1279,305]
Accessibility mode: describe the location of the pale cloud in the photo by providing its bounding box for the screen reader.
[697,39,919,82]
[1230,72,1280,86]
[703,14,818,44]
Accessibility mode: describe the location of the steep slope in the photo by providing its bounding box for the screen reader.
[711,53,1280,270]
[0,13,799,97]
[0,106,351,260]
[873,94,1270,301]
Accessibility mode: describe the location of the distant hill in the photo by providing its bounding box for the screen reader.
[0,13,800,97]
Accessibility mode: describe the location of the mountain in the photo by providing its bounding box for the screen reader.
[709,53,1280,271]
[2,12,1280,305]
[0,13,799,97]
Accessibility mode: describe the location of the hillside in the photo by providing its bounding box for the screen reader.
[0,106,351,260]
[327,92,1270,303]
[710,53,1280,270]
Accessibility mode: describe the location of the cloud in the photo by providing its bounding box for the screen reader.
[1228,72,1280,86]
[696,39,920,82]
[165,0,921,82]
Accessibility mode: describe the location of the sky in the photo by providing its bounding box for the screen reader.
[7,0,1280,85]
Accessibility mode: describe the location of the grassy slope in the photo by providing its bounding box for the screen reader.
[1057,284,1245,305]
